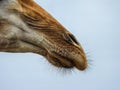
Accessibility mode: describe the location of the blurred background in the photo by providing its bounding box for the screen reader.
[0,0,120,90]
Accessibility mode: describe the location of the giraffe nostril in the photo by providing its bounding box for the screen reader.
[63,33,80,45]
[68,33,80,45]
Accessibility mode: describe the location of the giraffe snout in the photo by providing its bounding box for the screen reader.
[45,40,88,71]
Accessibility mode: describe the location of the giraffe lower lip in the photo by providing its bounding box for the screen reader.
[46,52,74,69]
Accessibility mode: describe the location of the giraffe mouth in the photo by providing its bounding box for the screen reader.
[44,46,87,70]
[46,51,75,69]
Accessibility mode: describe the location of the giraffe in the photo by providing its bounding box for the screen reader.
[0,0,87,71]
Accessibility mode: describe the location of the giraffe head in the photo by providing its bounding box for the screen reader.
[0,0,87,71]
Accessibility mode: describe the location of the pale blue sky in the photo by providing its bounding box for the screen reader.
[0,0,120,90]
